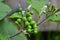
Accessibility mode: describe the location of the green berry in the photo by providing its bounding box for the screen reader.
[22,17,27,21]
[30,11,34,15]
[27,29,32,32]
[19,12,21,14]
[33,24,37,28]
[34,28,38,31]
[15,21,19,24]
[19,8,22,11]
[27,17,32,22]
[34,30,38,34]
[17,19,21,23]
[19,12,22,15]
[27,25,32,29]
[26,12,31,17]
[30,21,36,25]
[25,21,30,26]
[34,28,38,34]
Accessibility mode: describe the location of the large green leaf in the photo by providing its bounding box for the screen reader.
[0,19,27,40]
[9,12,22,19]
[0,33,9,40]
[11,33,27,40]
[48,14,60,22]
[0,2,11,20]
[0,19,18,35]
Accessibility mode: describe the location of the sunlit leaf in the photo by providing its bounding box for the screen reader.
[48,14,60,22]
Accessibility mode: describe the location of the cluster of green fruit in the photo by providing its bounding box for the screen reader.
[12,8,38,34]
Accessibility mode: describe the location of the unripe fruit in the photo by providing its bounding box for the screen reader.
[27,29,32,32]
[34,28,38,31]
[15,21,19,24]
[34,28,38,34]
[26,12,31,17]
[17,19,21,23]
[18,12,22,17]
[19,8,22,11]
[34,30,38,34]
[33,24,37,28]
[30,11,34,15]
[27,17,32,22]
[27,25,32,29]
[22,17,27,21]
[30,21,36,25]
[25,21,30,26]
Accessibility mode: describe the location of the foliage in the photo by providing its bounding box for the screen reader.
[0,1,27,40]
[0,0,3,2]
[48,14,60,22]
[0,2,11,20]
[27,0,47,15]
[44,4,60,22]
[0,0,60,40]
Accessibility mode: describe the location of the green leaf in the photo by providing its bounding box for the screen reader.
[0,19,27,40]
[48,14,60,22]
[0,2,11,20]
[0,19,17,35]
[9,12,22,18]
[0,33,9,40]
[11,33,27,40]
